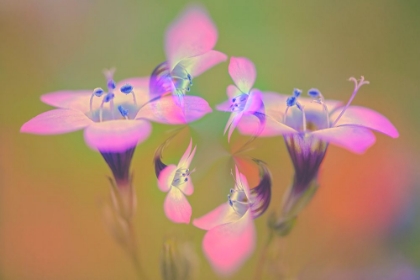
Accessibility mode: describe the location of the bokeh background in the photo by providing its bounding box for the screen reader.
[1,0,420,279]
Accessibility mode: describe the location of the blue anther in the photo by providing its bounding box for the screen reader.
[228,199,233,206]
[293,88,302,97]
[232,98,236,102]
[118,105,129,117]
[286,96,297,107]
[107,80,116,90]
[93,87,104,97]
[230,189,234,193]
[104,93,115,103]
[120,84,133,94]
[308,88,320,98]
[187,74,192,81]
[184,178,188,182]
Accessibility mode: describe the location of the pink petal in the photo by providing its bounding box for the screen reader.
[158,164,177,192]
[179,177,194,196]
[164,187,192,224]
[135,95,212,124]
[235,166,251,201]
[228,57,256,93]
[330,106,399,138]
[227,112,243,142]
[215,85,243,112]
[178,50,227,77]
[237,114,297,137]
[202,210,255,276]
[215,99,232,112]
[178,138,193,168]
[165,5,218,70]
[244,89,263,113]
[193,203,241,230]
[20,109,92,135]
[41,90,92,113]
[83,119,152,152]
[311,125,376,154]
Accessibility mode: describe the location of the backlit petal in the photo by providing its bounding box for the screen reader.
[244,89,263,113]
[178,138,193,168]
[164,187,192,224]
[237,114,297,137]
[193,203,240,230]
[202,210,255,276]
[227,112,243,142]
[158,164,177,192]
[84,119,152,152]
[330,105,399,138]
[41,90,92,113]
[178,50,227,77]
[20,109,92,135]
[228,57,256,93]
[179,177,194,196]
[215,99,232,112]
[136,95,212,124]
[116,77,150,106]
[165,5,217,70]
[311,125,376,154]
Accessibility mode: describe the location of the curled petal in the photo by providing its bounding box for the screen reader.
[165,5,218,70]
[193,203,240,230]
[164,187,192,224]
[331,106,399,138]
[244,89,264,113]
[228,57,256,93]
[178,50,227,78]
[84,120,152,152]
[178,139,196,169]
[136,95,212,124]
[202,211,255,276]
[158,164,177,192]
[311,125,376,154]
[20,109,92,135]
[41,90,92,113]
[250,159,272,218]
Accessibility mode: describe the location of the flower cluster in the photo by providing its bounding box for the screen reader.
[20,3,399,278]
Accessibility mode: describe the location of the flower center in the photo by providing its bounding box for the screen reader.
[227,188,250,216]
[171,168,190,187]
[230,93,249,112]
[88,70,139,122]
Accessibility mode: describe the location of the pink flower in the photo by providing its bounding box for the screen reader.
[216,57,265,141]
[21,69,152,153]
[193,166,257,276]
[157,139,197,224]
[237,77,399,234]
[149,5,227,104]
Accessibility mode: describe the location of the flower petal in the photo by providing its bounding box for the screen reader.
[179,177,194,196]
[215,85,243,112]
[193,203,241,230]
[136,95,212,124]
[215,99,232,112]
[237,114,297,137]
[20,109,92,135]
[228,57,256,93]
[116,77,150,106]
[330,105,399,138]
[178,139,196,169]
[165,5,218,70]
[158,164,177,192]
[178,50,227,78]
[41,90,92,113]
[164,187,192,224]
[201,210,255,276]
[244,89,263,113]
[84,119,152,152]
[227,111,243,142]
[311,125,376,154]
[235,166,251,201]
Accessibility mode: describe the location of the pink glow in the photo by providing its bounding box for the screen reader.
[228,57,257,93]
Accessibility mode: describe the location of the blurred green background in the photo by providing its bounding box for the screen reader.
[1,0,420,279]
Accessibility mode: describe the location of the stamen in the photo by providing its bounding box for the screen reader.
[120,84,137,105]
[118,105,129,120]
[283,92,307,132]
[99,93,115,122]
[308,88,330,128]
[332,76,370,126]
[293,88,302,97]
[230,94,249,112]
[89,87,104,112]
[107,79,116,91]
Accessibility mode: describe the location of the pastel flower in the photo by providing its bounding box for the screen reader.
[157,139,197,224]
[216,57,265,142]
[237,77,399,234]
[193,165,271,275]
[149,5,227,105]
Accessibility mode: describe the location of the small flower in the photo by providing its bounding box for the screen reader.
[237,76,399,234]
[149,5,227,105]
[216,57,265,141]
[157,139,197,224]
[193,166,257,276]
